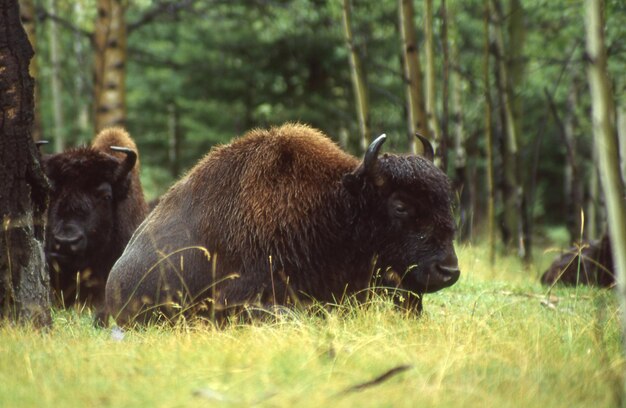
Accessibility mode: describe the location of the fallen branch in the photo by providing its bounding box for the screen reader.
[337,364,413,395]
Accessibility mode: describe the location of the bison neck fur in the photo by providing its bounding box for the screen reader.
[43,127,148,316]
[106,123,458,325]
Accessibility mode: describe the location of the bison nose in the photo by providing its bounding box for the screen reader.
[53,233,86,253]
[434,264,460,284]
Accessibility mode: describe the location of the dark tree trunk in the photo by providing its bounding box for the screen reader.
[440,0,449,172]
[0,0,51,327]
[545,87,584,243]
[483,0,496,264]
[492,0,524,258]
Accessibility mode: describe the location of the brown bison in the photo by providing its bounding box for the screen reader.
[42,128,148,320]
[105,123,460,325]
[541,234,614,287]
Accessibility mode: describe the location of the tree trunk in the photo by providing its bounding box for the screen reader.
[565,82,585,241]
[483,0,496,264]
[618,107,626,184]
[545,87,584,243]
[94,0,127,132]
[73,2,90,142]
[440,0,449,171]
[341,0,370,152]
[47,0,64,152]
[492,0,523,257]
[398,0,429,155]
[587,143,601,239]
[507,0,525,129]
[585,3,626,398]
[18,0,41,142]
[0,0,51,327]
[424,0,442,166]
[507,0,531,262]
[450,1,471,241]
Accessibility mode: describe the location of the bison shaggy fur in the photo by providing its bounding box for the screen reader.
[43,127,148,317]
[105,123,460,325]
[541,234,614,287]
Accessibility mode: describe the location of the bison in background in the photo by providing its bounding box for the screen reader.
[541,234,614,287]
[42,127,148,321]
[106,123,460,325]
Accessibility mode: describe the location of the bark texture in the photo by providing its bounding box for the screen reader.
[0,0,51,327]
[584,1,626,390]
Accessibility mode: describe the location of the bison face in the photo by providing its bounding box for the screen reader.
[42,146,137,274]
[46,181,116,271]
[378,190,460,294]
[345,134,460,298]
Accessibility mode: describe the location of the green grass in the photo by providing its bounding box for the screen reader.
[1,242,623,407]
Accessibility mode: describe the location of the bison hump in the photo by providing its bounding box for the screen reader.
[184,123,357,245]
[92,127,141,170]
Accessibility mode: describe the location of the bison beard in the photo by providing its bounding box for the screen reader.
[105,123,460,325]
[42,128,148,323]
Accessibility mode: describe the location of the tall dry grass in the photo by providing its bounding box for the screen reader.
[0,242,622,407]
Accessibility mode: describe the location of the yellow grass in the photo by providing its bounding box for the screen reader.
[0,242,623,407]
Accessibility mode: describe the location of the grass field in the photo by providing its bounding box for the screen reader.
[0,242,623,407]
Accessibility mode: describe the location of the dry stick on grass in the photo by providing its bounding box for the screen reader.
[336,364,413,395]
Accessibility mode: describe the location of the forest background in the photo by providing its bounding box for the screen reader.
[2,1,626,406]
[23,0,626,260]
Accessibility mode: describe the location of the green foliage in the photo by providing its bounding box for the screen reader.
[0,243,622,407]
[32,0,626,227]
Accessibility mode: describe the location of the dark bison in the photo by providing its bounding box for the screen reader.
[43,127,148,319]
[541,234,614,287]
[105,123,460,325]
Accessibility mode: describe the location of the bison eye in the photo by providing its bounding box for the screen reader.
[96,183,113,201]
[391,200,410,218]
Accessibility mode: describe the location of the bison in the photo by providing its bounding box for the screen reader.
[541,234,614,287]
[42,127,148,320]
[105,123,460,325]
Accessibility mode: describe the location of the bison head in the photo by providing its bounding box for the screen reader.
[343,134,460,303]
[42,146,136,274]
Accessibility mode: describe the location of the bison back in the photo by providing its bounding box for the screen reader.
[106,123,360,324]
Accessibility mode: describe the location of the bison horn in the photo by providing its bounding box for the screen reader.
[363,134,387,175]
[35,140,49,156]
[110,146,137,180]
[415,133,434,162]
